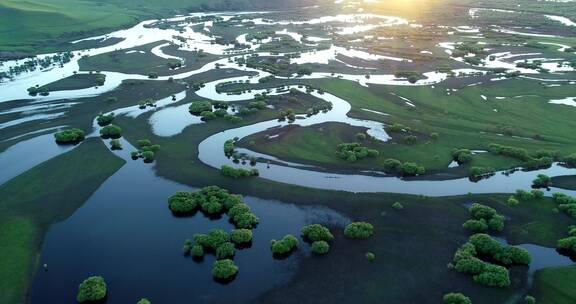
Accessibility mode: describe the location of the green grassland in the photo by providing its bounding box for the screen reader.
[236,77,576,173]
[0,0,327,54]
[78,41,219,76]
[0,138,125,304]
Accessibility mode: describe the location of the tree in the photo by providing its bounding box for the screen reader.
[344,222,374,239]
[99,124,122,139]
[301,224,334,242]
[311,241,330,254]
[194,229,230,250]
[54,128,85,144]
[524,295,536,304]
[137,299,151,304]
[392,202,404,210]
[442,292,472,304]
[212,259,238,279]
[430,132,439,141]
[76,276,107,303]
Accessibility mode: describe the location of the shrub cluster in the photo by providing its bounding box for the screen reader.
[344,222,374,239]
[76,276,107,303]
[271,234,299,255]
[230,229,253,245]
[54,128,85,144]
[383,159,426,176]
[557,226,576,255]
[335,143,379,162]
[452,149,472,164]
[100,124,122,139]
[96,113,114,126]
[462,203,505,232]
[301,224,334,242]
[212,259,239,279]
[450,234,530,288]
[468,166,495,179]
[220,165,259,178]
[532,174,551,188]
[131,139,160,163]
[442,292,472,304]
[552,193,576,219]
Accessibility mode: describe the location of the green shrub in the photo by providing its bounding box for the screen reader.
[141,151,155,163]
[472,264,510,287]
[392,202,404,210]
[168,192,197,213]
[336,143,379,162]
[383,159,403,173]
[96,113,114,126]
[137,299,151,304]
[183,239,192,255]
[462,219,488,232]
[100,124,122,139]
[192,244,204,257]
[194,229,229,250]
[507,196,519,206]
[220,165,259,178]
[524,295,536,304]
[443,292,472,304]
[532,174,551,188]
[271,235,299,254]
[311,241,330,254]
[110,139,122,150]
[452,149,473,164]
[344,222,374,239]
[212,259,238,279]
[137,139,152,147]
[230,229,253,244]
[216,242,236,259]
[401,162,425,176]
[366,252,376,261]
[76,276,107,303]
[232,212,259,229]
[189,101,212,115]
[301,224,334,242]
[54,128,85,144]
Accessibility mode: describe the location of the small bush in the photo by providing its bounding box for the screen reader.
[311,241,330,254]
[344,222,374,239]
[301,224,334,242]
[443,292,472,304]
[212,259,238,279]
[271,235,299,254]
[54,128,85,144]
[76,276,107,303]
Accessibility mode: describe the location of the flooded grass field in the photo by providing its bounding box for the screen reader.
[1,0,576,303]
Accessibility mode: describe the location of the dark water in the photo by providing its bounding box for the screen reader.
[30,141,348,303]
